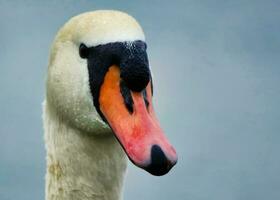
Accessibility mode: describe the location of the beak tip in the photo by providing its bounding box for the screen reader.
[144,160,177,176]
[141,145,178,176]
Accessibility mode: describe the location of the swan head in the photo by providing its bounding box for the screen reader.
[46,10,177,176]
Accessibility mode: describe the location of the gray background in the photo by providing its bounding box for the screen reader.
[0,0,280,199]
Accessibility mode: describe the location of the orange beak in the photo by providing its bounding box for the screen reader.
[99,65,177,175]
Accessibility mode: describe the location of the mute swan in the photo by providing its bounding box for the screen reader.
[43,10,177,200]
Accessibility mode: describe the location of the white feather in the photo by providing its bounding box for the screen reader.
[44,10,144,200]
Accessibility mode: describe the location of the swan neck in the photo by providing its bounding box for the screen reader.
[43,101,127,200]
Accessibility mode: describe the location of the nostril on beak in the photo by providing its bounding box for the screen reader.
[144,145,176,176]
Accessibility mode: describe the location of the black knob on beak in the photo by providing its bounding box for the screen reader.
[120,53,150,92]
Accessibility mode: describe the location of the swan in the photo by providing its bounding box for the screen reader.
[43,10,177,200]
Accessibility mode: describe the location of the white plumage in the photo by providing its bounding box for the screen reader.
[44,10,144,200]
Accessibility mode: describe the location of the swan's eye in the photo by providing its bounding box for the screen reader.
[79,43,89,59]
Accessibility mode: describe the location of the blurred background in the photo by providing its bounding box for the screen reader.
[0,0,280,199]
